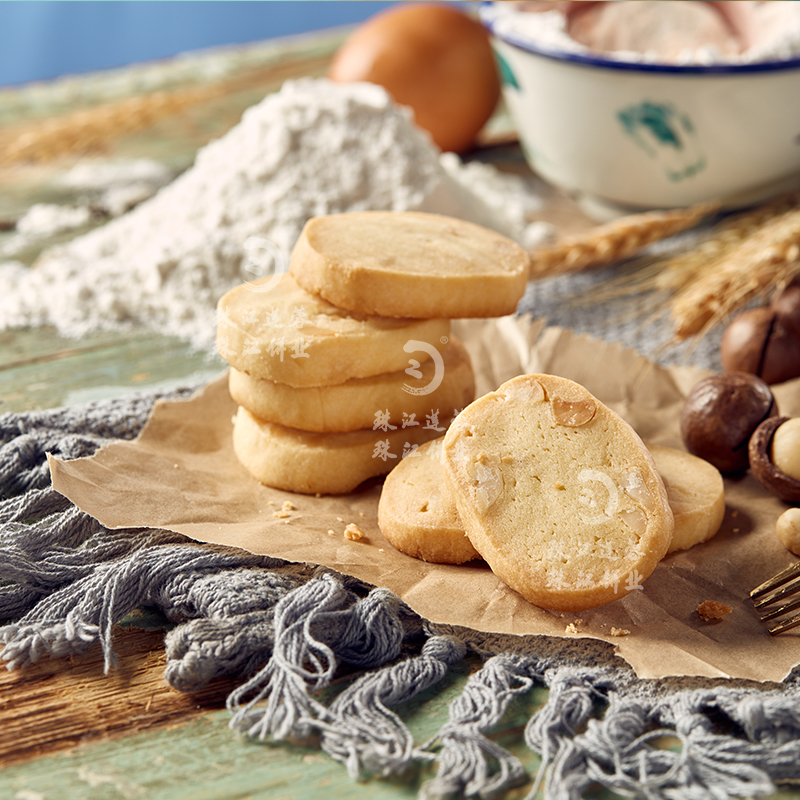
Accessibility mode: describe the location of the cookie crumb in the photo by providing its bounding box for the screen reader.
[565,623,581,634]
[344,523,366,542]
[609,627,630,637]
[697,600,732,622]
[273,501,297,519]
[327,529,335,536]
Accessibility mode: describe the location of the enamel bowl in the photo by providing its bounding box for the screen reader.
[482,3,800,217]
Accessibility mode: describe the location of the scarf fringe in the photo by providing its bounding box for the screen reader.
[419,654,536,799]
[320,634,467,779]
[4,388,800,798]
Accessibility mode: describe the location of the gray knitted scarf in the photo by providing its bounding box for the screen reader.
[3,385,800,800]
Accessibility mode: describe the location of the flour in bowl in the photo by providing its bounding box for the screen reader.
[0,78,544,349]
[487,1,800,66]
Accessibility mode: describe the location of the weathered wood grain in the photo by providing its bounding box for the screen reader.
[0,652,552,800]
[0,625,236,768]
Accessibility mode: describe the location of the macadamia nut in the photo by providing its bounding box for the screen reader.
[681,372,777,473]
[776,507,800,555]
[720,280,800,385]
[771,418,800,482]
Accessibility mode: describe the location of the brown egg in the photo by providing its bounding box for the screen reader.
[327,3,501,153]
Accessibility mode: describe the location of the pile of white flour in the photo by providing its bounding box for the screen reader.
[0,79,546,349]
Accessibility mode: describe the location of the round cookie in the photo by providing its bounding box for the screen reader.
[216,273,449,387]
[646,443,725,554]
[442,374,674,612]
[289,211,530,319]
[229,337,475,433]
[378,439,723,566]
[378,438,480,564]
[232,406,452,495]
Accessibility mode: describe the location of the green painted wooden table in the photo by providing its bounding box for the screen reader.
[0,28,560,800]
[2,24,800,800]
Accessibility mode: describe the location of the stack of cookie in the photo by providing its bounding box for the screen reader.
[215,211,530,495]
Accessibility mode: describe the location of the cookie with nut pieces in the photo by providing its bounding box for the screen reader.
[378,439,721,566]
[646,444,725,553]
[441,374,674,611]
[216,273,449,387]
[290,211,529,319]
[232,406,452,495]
[229,336,474,433]
[378,438,481,565]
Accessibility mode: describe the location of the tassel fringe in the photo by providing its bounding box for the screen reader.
[4,387,800,797]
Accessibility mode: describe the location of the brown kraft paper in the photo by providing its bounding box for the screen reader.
[49,316,800,682]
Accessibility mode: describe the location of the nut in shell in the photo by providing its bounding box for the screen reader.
[771,417,800,481]
[720,280,800,385]
[681,372,777,473]
[748,416,800,502]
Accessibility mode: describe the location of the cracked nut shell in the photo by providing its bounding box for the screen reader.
[749,416,800,502]
[720,281,800,385]
[680,372,777,473]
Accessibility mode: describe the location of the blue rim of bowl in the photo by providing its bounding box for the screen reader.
[480,3,800,75]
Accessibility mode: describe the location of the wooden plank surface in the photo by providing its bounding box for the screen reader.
[0,623,237,768]
[2,24,798,800]
[0,625,551,800]
[2,617,798,800]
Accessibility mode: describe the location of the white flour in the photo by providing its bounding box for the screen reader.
[14,204,93,239]
[0,79,545,349]
[56,157,176,217]
[1,159,177,262]
[488,1,800,66]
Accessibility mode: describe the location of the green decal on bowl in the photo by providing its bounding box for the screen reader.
[493,48,520,90]
[618,101,706,182]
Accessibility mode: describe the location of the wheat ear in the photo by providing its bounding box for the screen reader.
[0,53,332,165]
[653,191,800,293]
[528,202,717,279]
[671,204,800,338]
[0,86,222,165]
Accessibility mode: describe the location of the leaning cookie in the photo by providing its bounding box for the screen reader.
[647,444,725,553]
[229,336,474,433]
[290,211,529,319]
[442,374,674,612]
[378,438,480,564]
[232,406,452,495]
[216,273,449,387]
[379,438,723,566]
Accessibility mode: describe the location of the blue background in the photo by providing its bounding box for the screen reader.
[0,1,400,88]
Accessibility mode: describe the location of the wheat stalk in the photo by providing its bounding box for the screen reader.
[671,203,800,338]
[528,202,717,279]
[652,191,800,294]
[0,86,225,165]
[0,53,332,165]
[558,191,800,344]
